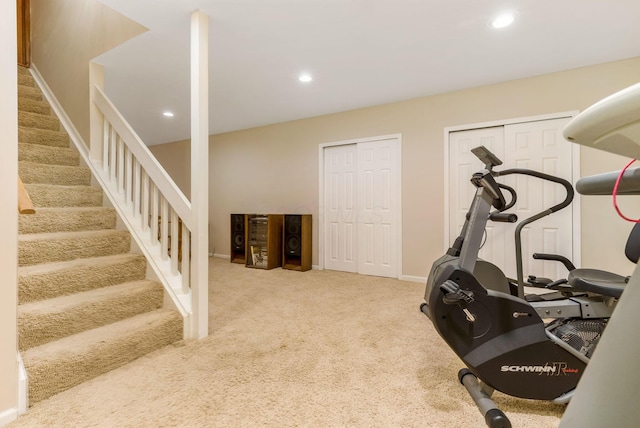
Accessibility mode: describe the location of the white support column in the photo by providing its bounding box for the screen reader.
[190,10,209,339]
[89,62,105,163]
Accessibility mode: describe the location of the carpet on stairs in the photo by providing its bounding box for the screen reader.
[16,66,183,404]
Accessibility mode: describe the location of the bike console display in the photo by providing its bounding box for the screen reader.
[471,145,502,170]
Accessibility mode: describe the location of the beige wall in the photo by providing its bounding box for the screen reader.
[26,0,640,280]
[152,57,640,279]
[150,139,192,199]
[30,0,147,144]
[1,0,19,420]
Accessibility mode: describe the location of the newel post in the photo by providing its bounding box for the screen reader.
[190,10,209,339]
[89,62,104,164]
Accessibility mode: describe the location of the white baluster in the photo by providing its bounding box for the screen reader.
[141,170,149,231]
[161,199,169,260]
[109,129,117,181]
[151,185,159,245]
[133,158,141,218]
[181,225,190,294]
[171,209,179,274]
[102,119,109,172]
[117,136,124,194]
[125,147,133,207]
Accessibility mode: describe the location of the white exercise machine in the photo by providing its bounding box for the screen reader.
[560,82,640,427]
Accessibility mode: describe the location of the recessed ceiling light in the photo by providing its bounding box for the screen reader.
[163,111,174,117]
[491,12,515,29]
[298,73,313,83]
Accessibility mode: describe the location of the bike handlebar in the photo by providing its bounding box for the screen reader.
[489,212,518,223]
[496,168,574,213]
[493,168,574,298]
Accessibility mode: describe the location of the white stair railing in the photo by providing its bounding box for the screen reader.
[90,84,193,322]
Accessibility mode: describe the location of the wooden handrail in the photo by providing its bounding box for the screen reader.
[18,176,35,214]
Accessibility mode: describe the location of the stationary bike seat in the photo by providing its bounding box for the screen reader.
[566,223,640,299]
[567,269,626,299]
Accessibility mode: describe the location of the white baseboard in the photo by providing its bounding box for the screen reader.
[401,275,427,283]
[1,354,29,426]
[214,256,413,276]
[212,253,230,259]
[18,353,28,414]
[0,407,18,426]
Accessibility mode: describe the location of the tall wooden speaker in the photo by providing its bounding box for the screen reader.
[230,214,246,264]
[283,214,312,271]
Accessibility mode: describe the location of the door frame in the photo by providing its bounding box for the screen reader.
[443,111,582,267]
[17,0,30,67]
[318,133,403,277]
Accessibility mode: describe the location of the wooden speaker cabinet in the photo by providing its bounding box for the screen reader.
[246,214,283,270]
[230,214,247,264]
[283,214,312,272]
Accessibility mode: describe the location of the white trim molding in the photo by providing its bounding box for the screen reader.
[18,353,28,414]
[0,408,19,426]
[401,274,427,283]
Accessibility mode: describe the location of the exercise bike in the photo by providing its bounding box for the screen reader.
[420,146,627,428]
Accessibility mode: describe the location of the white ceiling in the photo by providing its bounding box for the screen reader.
[96,0,640,146]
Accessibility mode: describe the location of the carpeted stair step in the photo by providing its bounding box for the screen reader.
[18,97,51,115]
[18,280,165,351]
[19,142,79,166]
[19,111,60,131]
[19,253,148,303]
[19,207,116,234]
[19,229,131,266]
[18,72,36,87]
[18,65,30,76]
[18,84,44,101]
[19,161,91,186]
[19,126,69,148]
[22,308,183,403]
[24,184,103,207]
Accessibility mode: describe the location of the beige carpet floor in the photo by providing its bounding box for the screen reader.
[10,257,563,427]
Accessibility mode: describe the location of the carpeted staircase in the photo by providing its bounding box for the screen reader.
[17,66,184,404]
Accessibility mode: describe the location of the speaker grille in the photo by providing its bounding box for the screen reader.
[286,235,301,255]
[284,215,302,257]
[231,214,245,252]
[232,231,245,251]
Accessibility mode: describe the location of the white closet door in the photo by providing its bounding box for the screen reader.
[357,139,399,278]
[502,118,574,281]
[449,118,574,281]
[324,144,358,273]
[323,137,401,278]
